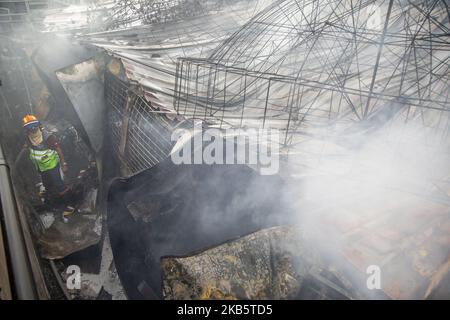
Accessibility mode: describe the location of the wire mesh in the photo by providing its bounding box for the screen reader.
[173,0,450,146]
[105,70,174,175]
[105,0,242,30]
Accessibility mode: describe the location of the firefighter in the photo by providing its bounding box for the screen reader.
[22,114,72,210]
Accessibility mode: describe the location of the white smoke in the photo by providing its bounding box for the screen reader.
[280,118,450,299]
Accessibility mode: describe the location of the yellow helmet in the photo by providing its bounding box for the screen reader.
[22,114,40,129]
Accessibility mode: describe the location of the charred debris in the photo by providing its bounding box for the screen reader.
[0,0,450,300]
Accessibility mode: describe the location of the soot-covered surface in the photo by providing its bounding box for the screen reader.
[107,158,291,299]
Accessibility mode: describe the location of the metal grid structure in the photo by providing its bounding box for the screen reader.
[0,0,31,33]
[125,95,174,173]
[173,0,450,146]
[105,70,174,175]
[105,70,128,157]
[0,0,80,33]
[103,0,241,31]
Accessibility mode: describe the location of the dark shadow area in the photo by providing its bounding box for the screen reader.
[107,156,291,299]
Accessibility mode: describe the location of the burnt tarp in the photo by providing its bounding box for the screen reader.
[107,157,292,299]
[106,153,366,300]
[161,226,313,299]
[56,56,107,153]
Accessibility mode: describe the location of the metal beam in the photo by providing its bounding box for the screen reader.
[363,0,395,118]
[0,143,37,300]
[0,201,12,299]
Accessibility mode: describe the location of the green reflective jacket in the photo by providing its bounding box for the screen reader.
[29,148,59,172]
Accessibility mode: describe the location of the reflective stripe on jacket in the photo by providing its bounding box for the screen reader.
[29,148,59,172]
